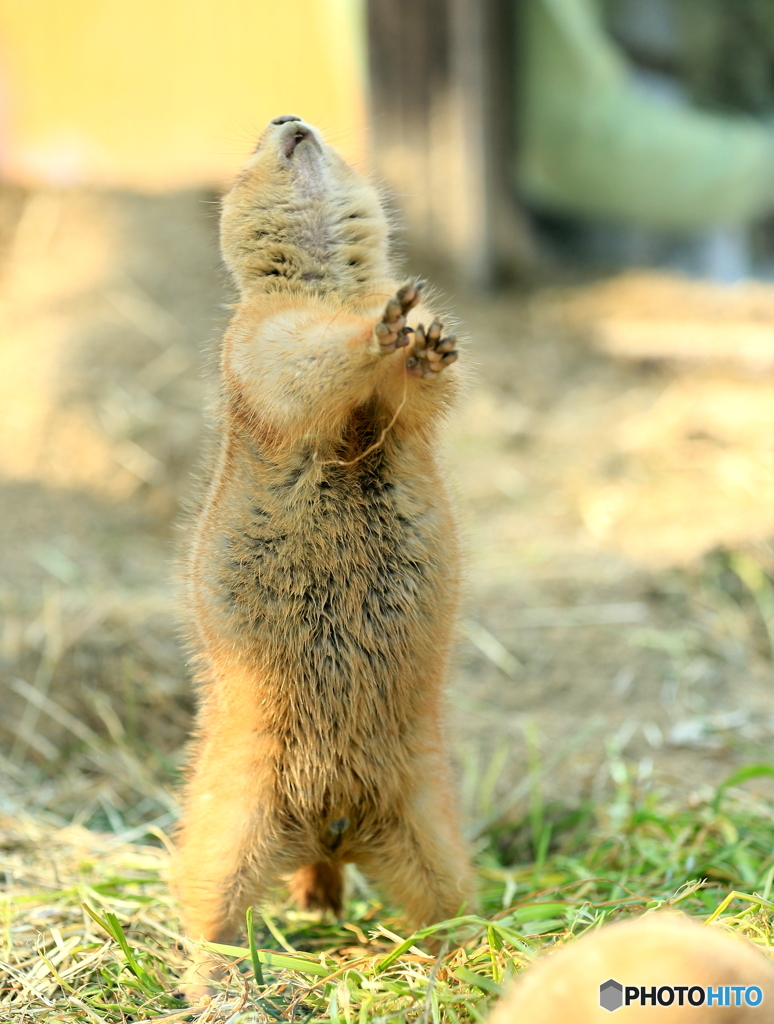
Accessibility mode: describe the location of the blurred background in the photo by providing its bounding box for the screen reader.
[3,0,774,847]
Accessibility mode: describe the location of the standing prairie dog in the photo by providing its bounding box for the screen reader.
[173,115,474,993]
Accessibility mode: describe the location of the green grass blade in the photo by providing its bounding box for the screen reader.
[261,908,298,953]
[82,903,160,994]
[713,764,774,812]
[376,935,421,972]
[246,905,264,986]
[452,966,504,995]
[81,901,113,936]
[104,911,161,994]
[199,939,330,977]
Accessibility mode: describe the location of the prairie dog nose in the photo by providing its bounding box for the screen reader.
[271,114,302,125]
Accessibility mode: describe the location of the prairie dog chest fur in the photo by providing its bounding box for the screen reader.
[174,117,474,977]
[192,421,459,742]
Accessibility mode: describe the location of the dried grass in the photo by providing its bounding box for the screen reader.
[6,772,774,1022]
[4,188,774,1021]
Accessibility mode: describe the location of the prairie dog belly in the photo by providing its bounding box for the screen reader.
[191,444,456,756]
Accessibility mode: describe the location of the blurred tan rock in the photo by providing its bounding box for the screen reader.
[490,913,774,1023]
[566,273,774,372]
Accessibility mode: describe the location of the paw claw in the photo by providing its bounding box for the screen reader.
[427,320,443,343]
[395,279,425,314]
[375,283,423,352]
[405,315,458,378]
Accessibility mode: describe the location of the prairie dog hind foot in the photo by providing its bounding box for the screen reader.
[176,950,231,1007]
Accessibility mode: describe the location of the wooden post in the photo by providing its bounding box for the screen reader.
[366,0,528,286]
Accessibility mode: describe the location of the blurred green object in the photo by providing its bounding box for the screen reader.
[675,0,774,116]
[518,0,774,229]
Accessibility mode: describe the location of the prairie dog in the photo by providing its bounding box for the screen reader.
[173,115,474,994]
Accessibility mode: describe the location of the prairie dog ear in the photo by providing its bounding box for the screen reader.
[489,913,774,1023]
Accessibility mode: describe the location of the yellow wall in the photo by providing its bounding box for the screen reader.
[0,0,367,188]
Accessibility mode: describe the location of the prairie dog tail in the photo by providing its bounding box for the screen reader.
[289,862,345,915]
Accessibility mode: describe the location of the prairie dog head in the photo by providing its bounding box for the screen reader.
[220,116,391,299]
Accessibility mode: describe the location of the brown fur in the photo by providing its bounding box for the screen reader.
[172,116,474,997]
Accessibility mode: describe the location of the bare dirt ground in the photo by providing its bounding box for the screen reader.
[2,186,774,840]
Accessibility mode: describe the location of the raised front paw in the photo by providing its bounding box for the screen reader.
[406,320,458,378]
[374,280,425,353]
